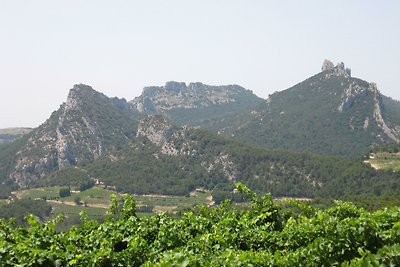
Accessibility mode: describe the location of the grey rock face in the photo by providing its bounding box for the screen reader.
[136,115,175,146]
[9,84,138,186]
[165,81,187,93]
[136,115,191,156]
[321,59,335,71]
[370,83,400,142]
[337,82,369,112]
[345,68,351,77]
[337,80,400,142]
[322,60,351,78]
[130,81,253,113]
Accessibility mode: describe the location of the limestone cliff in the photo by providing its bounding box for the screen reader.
[9,84,139,186]
[131,81,254,112]
[130,81,263,126]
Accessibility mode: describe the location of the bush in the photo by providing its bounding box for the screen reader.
[59,187,71,198]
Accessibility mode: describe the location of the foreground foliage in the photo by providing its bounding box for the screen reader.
[1,184,400,266]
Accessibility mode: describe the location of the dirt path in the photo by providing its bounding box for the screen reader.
[47,200,109,209]
[364,160,381,170]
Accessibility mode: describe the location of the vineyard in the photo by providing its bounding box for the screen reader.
[1,183,400,266]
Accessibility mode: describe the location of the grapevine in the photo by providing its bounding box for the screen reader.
[1,183,400,266]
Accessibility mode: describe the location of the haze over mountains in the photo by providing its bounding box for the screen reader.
[1,60,399,199]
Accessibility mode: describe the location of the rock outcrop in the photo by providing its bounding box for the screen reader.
[136,115,176,146]
[9,84,139,186]
[136,114,239,180]
[322,60,351,78]
[337,82,369,112]
[136,114,192,156]
[130,81,257,113]
[370,83,400,142]
[321,59,334,72]
[337,79,400,142]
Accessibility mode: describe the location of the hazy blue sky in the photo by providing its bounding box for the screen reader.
[1,1,399,128]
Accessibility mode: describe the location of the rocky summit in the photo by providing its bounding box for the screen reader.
[7,84,140,187]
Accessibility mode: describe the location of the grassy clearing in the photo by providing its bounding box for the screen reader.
[12,186,212,218]
[14,186,62,200]
[51,202,107,218]
[366,152,400,171]
[63,187,115,206]
[369,159,400,171]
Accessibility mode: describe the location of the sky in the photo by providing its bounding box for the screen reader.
[1,0,399,128]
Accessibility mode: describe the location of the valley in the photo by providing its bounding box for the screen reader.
[7,186,212,224]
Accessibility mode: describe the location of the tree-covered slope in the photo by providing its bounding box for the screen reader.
[32,115,400,200]
[1,76,400,200]
[0,136,28,198]
[0,128,31,145]
[205,61,400,156]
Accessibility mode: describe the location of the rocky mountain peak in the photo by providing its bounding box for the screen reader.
[8,84,140,187]
[321,59,335,71]
[65,84,101,111]
[68,84,100,99]
[321,60,351,78]
[72,83,93,92]
[164,81,187,92]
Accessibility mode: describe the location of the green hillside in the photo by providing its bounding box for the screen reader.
[27,128,400,200]
[1,79,400,202]
[205,69,400,156]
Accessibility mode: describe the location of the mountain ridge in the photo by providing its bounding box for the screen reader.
[6,84,141,187]
[0,82,262,194]
[1,61,400,199]
[130,81,264,126]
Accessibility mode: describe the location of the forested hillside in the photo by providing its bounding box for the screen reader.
[1,67,400,202]
[204,62,400,156]
[0,128,31,145]
[31,127,400,200]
